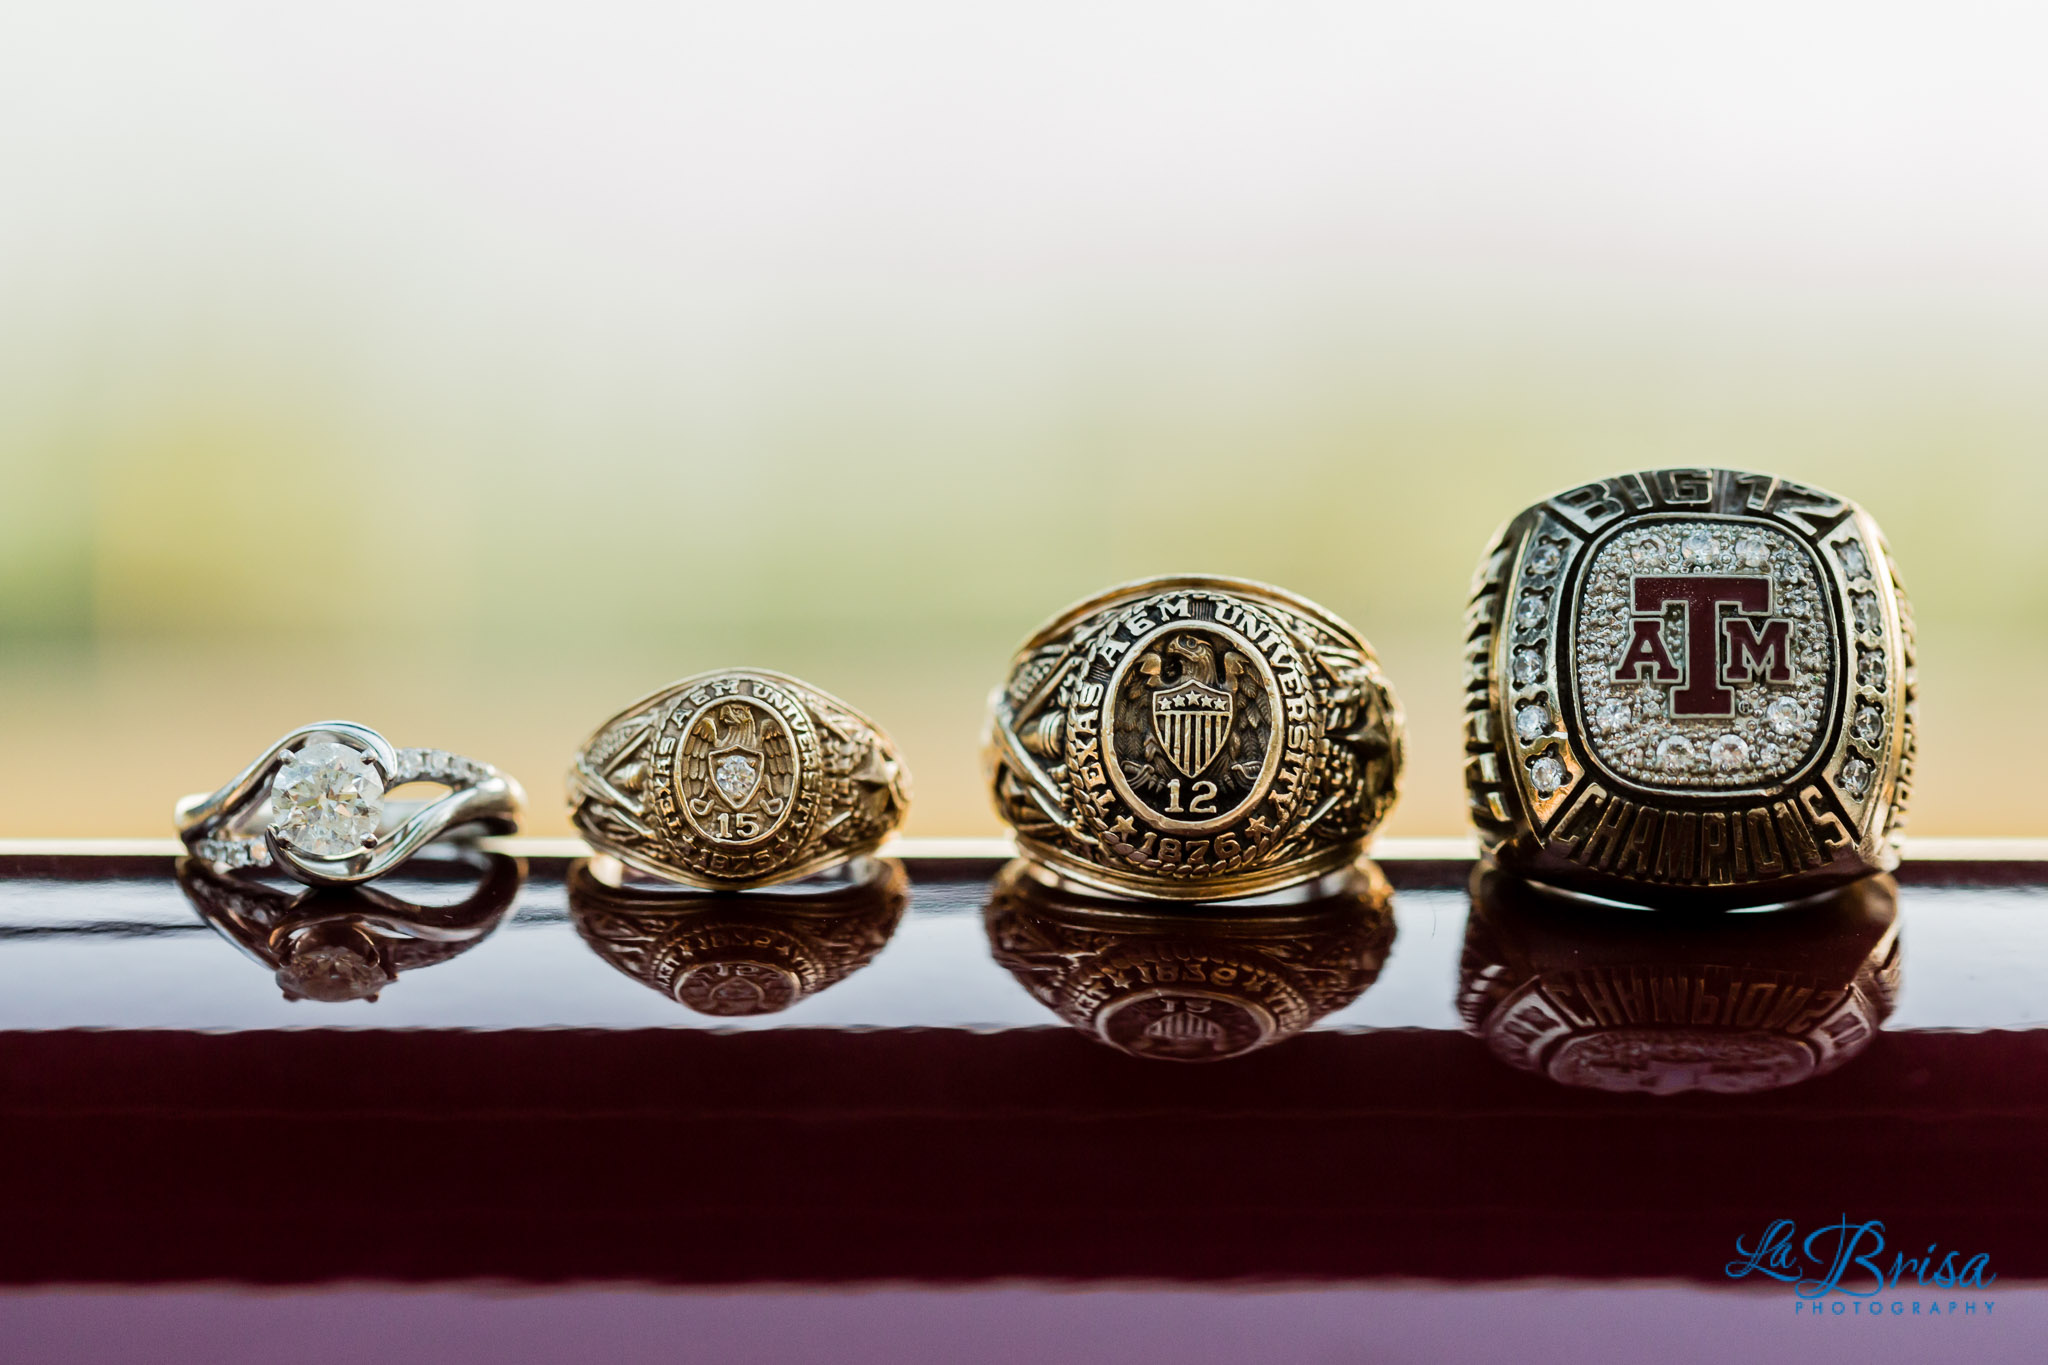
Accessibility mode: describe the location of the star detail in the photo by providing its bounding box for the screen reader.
[1247,815,1273,837]
[1107,815,1136,839]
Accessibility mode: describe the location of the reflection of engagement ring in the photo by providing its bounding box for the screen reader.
[987,576,1403,900]
[176,721,523,886]
[1465,469,1915,907]
[1460,863,1899,1095]
[178,849,524,1003]
[569,670,911,890]
[567,857,907,1015]
[984,859,1396,1062]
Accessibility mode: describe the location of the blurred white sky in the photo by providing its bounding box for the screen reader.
[6,0,2048,396]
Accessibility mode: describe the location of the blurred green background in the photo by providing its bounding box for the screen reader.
[3,3,2044,838]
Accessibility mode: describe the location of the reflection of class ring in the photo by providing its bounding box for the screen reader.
[1460,863,1899,1095]
[175,721,524,886]
[987,575,1403,900]
[568,670,911,890]
[567,857,907,1015]
[178,848,524,1002]
[985,859,1395,1061]
[1465,469,1915,908]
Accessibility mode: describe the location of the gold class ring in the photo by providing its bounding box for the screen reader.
[986,575,1403,900]
[568,669,911,890]
[1465,468,1916,907]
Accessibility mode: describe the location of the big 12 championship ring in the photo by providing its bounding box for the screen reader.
[1465,469,1915,907]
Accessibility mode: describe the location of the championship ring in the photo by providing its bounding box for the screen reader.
[568,670,910,890]
[987,576,1403,900]
[567,857,907,1016]
[1465,469,1915,907]
[1460,864,1899,1095]
[985,859,1395,1062]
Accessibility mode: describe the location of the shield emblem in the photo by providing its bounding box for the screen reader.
[708,745,764,809]
[1152,679,1233,778]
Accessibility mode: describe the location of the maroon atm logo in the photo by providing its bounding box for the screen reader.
[1613,576,1793,717]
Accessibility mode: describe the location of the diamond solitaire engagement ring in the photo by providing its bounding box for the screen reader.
[1465,468,1914,908]
[987,575,1404,901]
[569,670,911,890]
[176,721,524,886]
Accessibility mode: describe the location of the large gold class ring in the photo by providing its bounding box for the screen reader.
[987,575,1404,900]
[568,669,911,890]
[1465,468,1915,907]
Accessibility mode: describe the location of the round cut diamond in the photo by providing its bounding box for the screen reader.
[1529,755,1567,795]
[1765,697,1803,736]
[1515,594,1547,629]
[1837,540,1870,581]
[1709,733,1749,771]
[272,742,384,857]
[1595,699,1631,734]
[1853,704,1883,744]
[1515,703,1552,742]
[1527,542,1562,576]
[1629,537,1665,567]
[1656,736,1695,772]
[714,753,759,804]
[1840,757,1873,797]
[1735,533,1771,567]
[1681,529,1717,564]
[1512,648,1544,687]
[1858,650,1887,688]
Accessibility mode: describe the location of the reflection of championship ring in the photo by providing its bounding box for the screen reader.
[984,859,1396,1061]
[178,850,524,1003]
[1465,469,1915,908]
[569,670,911,890]
[176,721,523,887]
[567,858,907,1015]
[1460,863,1899,1095]
[987,576,1403,900]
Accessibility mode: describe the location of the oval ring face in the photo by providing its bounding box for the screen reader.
[1100,618,1283,834]
[675,693,803,847]
[651,675,822,881]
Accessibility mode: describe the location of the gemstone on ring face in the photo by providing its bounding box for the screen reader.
[272,742,384,857]
[1515,703,1552,742]
[1528,755,1567,795]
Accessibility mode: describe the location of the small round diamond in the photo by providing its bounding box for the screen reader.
[1840,757,1873,798]
[1858,650,1887,688]
[1681,529,1717,564]
[272,742,384,857]
[1735,532,1771,567]
[1527,542,1562,576]
[1837,540,1871,581]
[714,753,759,804]
[1852,591,1882,635]
[1656,736,1695,772]
[1515,594,1547,629]
[1515,703,1552,742]
[1709,733,1749,772]
[1512,648,1545,687]
[1529,755,1567,796]
[1630,537,1665,567]
[1766,697,1803,736]
[1594,699,1631,734]
[1853,704,1883,744]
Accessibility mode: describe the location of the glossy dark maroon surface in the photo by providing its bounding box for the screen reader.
[0,850,2041,1361]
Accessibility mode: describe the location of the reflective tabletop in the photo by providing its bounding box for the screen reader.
[1,845,2043,1362]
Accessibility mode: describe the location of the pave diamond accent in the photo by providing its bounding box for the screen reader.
[272,742,384,857]
[1573,520,1831,790]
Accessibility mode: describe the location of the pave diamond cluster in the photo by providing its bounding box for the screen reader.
[1572,521,1831,791]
